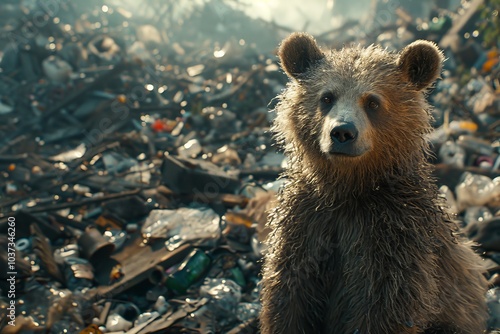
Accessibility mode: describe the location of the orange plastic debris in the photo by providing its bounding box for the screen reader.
[80,324,103,334]
[117,94,127,104]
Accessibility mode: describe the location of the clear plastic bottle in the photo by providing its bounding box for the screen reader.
[455,173,500,210]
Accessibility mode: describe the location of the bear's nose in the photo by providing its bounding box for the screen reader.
[330,122,358,144]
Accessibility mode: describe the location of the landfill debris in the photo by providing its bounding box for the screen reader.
[142,207,220,250]
[0,0,499,332]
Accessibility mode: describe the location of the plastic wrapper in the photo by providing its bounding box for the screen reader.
[142,207,220,243]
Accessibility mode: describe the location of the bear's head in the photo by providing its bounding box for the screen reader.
[274,33,443,183]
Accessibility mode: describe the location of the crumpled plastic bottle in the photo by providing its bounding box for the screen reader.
[455,173,500,211]
[199,278,242,317]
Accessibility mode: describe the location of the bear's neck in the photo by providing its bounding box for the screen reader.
[288,152,435,202]
[281,156,450,242]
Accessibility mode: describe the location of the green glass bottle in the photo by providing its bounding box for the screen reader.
[166,249,211,295]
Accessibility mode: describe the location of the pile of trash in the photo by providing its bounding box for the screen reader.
[0,0,498,332]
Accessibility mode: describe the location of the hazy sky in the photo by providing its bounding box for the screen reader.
[238,0,341,34]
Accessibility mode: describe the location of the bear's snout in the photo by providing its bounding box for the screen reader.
[327,121,368,157]
[330,122,357,144]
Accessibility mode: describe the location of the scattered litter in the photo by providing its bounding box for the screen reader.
[0,0,499,332]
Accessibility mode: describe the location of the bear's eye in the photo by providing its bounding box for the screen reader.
[365,96,381,111]
[320,93,335,105]
[368,100,379,110]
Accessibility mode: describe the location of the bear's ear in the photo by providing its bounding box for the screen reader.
[397,40,444,90]
[278,32,324,79]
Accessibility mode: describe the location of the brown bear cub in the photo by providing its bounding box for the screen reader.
[260,33,488,334]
